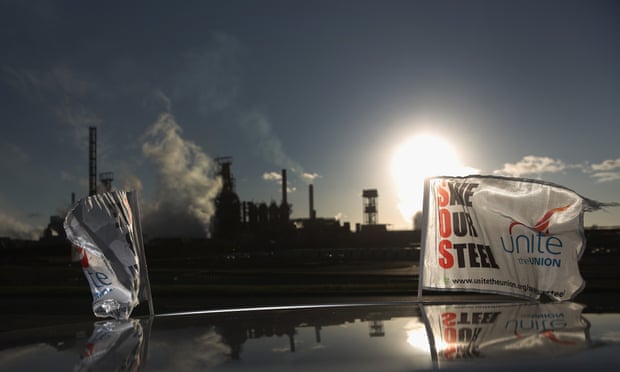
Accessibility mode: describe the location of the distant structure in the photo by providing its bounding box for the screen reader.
[213,157,241,238]
[89,127,97,196]
[280,169,290,223]
[369,320,385,337]
[99,172,114,193]
[42,215,65,240]
[361,188,387,234]
[362,189,379,225]
[309,184,316,220]
[281,169,287,207]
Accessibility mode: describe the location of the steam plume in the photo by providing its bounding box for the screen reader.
[240,110,320,183]
[0,212,40,240]
[142,113,222,238]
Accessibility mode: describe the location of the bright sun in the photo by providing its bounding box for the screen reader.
[391,134,474,227]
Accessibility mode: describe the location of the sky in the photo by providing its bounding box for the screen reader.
[1,0,619,239]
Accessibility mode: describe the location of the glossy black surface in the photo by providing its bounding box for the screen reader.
[2,300,619,371]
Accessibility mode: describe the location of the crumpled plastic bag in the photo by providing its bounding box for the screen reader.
[64,191,144,320]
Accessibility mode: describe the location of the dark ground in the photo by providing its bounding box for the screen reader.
[1,255,619,332]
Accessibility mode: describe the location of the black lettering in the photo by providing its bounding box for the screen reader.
[458,312,471,325]
[484,245,500,269]
[481,312,501,324]
[448,183,479,207]
[453,212,469,237]
[468,243,481,267]
[454,243,467,268]
[449,183,467,206]
[477,244,490,268]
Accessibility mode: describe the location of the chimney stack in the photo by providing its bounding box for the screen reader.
[281,169,287,206]
[88,127,97,196]
[309,184,316,219]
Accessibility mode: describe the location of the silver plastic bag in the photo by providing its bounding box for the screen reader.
[64,191,150,319]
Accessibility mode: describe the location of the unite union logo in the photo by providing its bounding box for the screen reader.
[500,204,573,263]
[508,204,572,235]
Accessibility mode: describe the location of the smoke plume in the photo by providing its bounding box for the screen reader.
[0,212,40,240]
[240,110,320,184]
[141,113,222,238]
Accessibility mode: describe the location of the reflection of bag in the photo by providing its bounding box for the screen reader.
[65,191,150,319]
[76,319,144,372]
[423,302,590,363]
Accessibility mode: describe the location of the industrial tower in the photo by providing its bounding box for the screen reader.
[213,157,241,238]
[362,189,378,225]
[89,127,97,196]
[88,126,114,195]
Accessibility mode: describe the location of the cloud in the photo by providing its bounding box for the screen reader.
[586,158,620,183]
[302,172,321,182]
[587,158,620,183]
[590,172,620,183]
[158,330,231,370]
[0,212,40,240]
[240,110,319,185]
[590,158,620,171]
[262,172,282,181]
[494,155,570,177]
[262,171,297,193]
[529,157,620,183]
[578,158,620,183]
[141,112,222,238]
[494,155,620,184]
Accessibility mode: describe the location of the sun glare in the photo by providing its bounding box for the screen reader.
[405,324,431,353]
[392,134,474,227]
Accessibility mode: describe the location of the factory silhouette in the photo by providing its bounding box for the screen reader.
[2,126,620,266]
[84,123,421,255]
[0,126,422,266]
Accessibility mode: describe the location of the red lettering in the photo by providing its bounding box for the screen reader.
[437,181,449,207]
[439,239,454,268]
[441,312,457,326]
[439,209,451,237]
[437,180,454,269]
[442,324,457,360]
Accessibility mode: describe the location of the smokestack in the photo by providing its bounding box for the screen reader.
[309,184,315,219]
[281,169,287,206]
[71,192,76,205]
[89,127,97,196]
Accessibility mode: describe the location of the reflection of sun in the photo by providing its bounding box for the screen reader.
[406,327,431,353]
[392,133,475,226]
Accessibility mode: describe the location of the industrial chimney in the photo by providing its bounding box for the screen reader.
[280,169,290,223]
[88,127,97,196]
[281,169,287,206]
[309,184,316,219]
